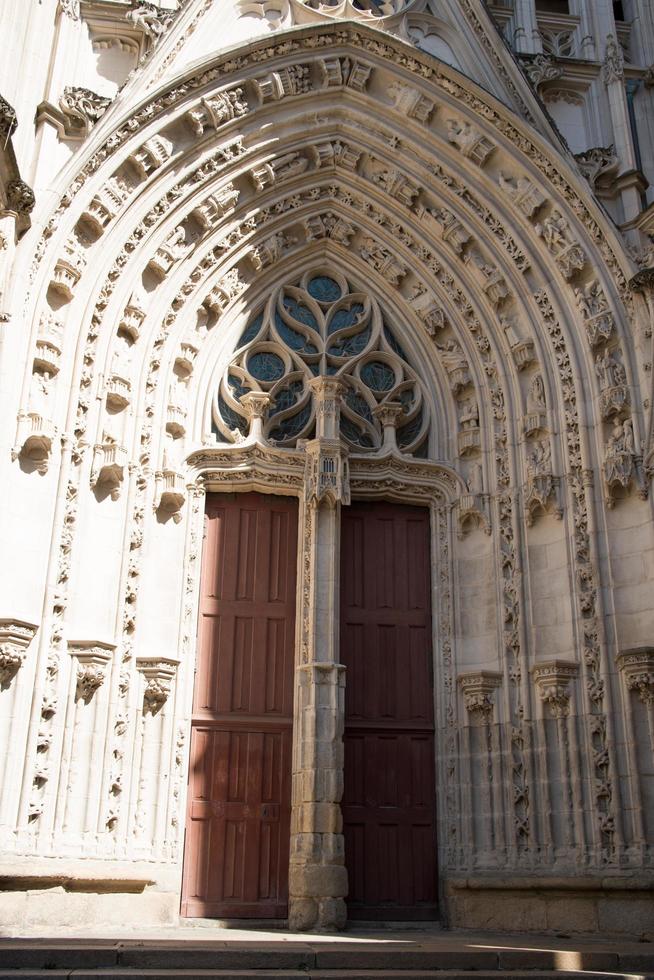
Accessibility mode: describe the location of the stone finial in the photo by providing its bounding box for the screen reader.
[458,671,502,720]
[0,620,38,687]
[532,660,579,718]
[136,658,178,715]
[617,648,654,706]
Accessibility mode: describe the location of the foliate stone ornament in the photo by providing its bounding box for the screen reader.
[446,119,496,167]
[532,660,578,718]
[601,34,625,85]
[58,0,80,17]
[137,658,178,714]
[0,620,37,687]
[616,649,654,706]
[186,88,248,136]
[574,146,620,190]
[498,172,547,218]
[523,53,563,88]
[535,210,586,279]
[574,280,615,347]
[58,87,111,136]
[595,347,629,419]
[69,642,114,702]
[458,671,502,720]
[6,179,35,215]
[0,95,17,140]
[126,2,177,39]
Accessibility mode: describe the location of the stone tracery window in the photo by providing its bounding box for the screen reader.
[213,270,429,455]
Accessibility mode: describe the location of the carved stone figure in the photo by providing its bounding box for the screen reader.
[574,280,614,346]
[446,119,495,166]
[498,172,547,217]
[535,209,586,278]
[604,418,636,504]
[601,34,625,84]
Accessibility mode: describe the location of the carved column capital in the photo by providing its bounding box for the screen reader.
[241,390,273,443]
[136,657,178,714]
[0,619,38,687]
[617,648,654,706]
[373,401,405,451]
[532,660,578,718]
[458,670,502,721]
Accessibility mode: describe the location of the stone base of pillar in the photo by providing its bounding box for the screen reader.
[288,829,347,931]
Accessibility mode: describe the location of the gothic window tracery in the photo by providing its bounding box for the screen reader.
[213,270,429,454]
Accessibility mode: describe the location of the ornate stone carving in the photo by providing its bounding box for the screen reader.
[137,658,178,714]
[191,185,239,230]
[524,438,560,525]
[126,2,177,39]
[438,340,471,394]
[253,65,311,104]
[129,135,174,179]
[370,167,418,207]
[304,211,356,246]
[523,53,563,88]
[0,94,17,140]
[595,348,629,419]
[616,649,654,706]
[359,237,407,285]
[249,230,296,271]
[6,179,35,215]
[532,660,578,718]
[425,207,471,255]
[0,620,37,687]
[601,34,625,85]
[303,379,350,506]
[603,417,638,506]
[50,238,86,300]
[148,225,189,278]
[154,467,187,523]
[574,280,615,347]
[457,396,480,456]
[574,146,620,190]
[498,172,547,218]
[535,210,586,279]
[91,436,128,500]
[388,82,435,122]
[465,250,509,307]
[458,671,502,720]
[58,87,111,136]
[202,268,246,314]
[69,642,114,702]
[250,150,311,190]
[35,313,64,376]
[120,288,147,342]
[446,119,496,167]
[500,315,535,370]
[186,88,247,136]
[408,285,448,335]
[318,57,371,91]
[80,175,131,234]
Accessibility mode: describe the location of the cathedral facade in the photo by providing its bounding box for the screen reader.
[0,0,653,937]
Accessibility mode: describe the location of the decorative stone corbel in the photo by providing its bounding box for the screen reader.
[456,491,491,538]
[616,649,654,706]
[12,412,56,473]
[458,671,502,721]
[241,391,273,443]
[373,401,405,453]
[191,185,240,230]
[185,89,247,136]
[128,135,173,179]
[137,658,178,715]
[68,641,114,703]
[34,314,64,376]
[50,239,86,301]
[80,176,130,235]
[154,470,187,523]
[532,660,579,718]
[91,438,128,499]
[174,340,199,378]
[0,619,38,687]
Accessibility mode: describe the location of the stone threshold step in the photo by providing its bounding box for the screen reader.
[0,971,651,980]
[2,951,653,972]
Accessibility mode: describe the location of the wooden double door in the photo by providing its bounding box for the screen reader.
[181,493,437,920]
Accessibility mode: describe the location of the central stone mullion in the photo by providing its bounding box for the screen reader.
[289,377,349,932]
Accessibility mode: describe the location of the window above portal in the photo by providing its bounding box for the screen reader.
[213,270,429,456]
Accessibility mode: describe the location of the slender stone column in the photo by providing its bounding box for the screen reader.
[289,377,349,932]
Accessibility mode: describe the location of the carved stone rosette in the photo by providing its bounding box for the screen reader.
[0,619,38,687]
[532,660,579,718]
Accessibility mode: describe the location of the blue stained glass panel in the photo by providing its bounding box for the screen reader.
[344,388,374,424]
[270,401,312,442]
[275,311,318,354]
[307,276,342,303]
[247,351,285,382]
[238,313,264,348]
[269,379,304,416]
[340,416,375,449]
[327,326,371,358]
[397,409,423,448]
[384,323,409,361]
[283,297,318,330]
[228,374,251,399]
[218,393,248,436]
[360,360,395,392]
[327,303,365,334]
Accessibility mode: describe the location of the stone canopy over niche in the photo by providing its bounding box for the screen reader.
[214,270,430,454]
